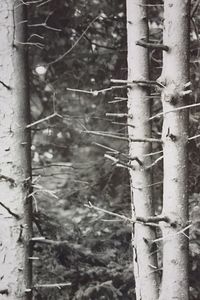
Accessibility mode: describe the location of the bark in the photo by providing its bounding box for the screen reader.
[126,1,159,299]
[159,1,190,300]
[0,1,32,299]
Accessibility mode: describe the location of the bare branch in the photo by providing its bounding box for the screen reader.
[83,130,162,143]
[106,113,130,118]
[85,202,133,223]
[143,150,163,157]
[111,122,135,128]
[32,163,73,170]
[29,188,58,199]
[82,130,129,141]
[37,0,52,7]
[31,237,46,241]
[28,10,61,32]
[153,224,192,243]
[67,84,127,96]
[92,142,119,153]
[191,0,200,17]
[26,112,62,128]
[34,283,71,289]
[150,102,199,120]
[28,257,40,260]
[15,41,44,49]
[28,33,44,41]
[48,15,100,65]
[104,154,132,169]
[85,202,169,226]
[145,156,163,170]
[111,78,165,88]
[136,39,169,51]
[188,134,200,141]
[108,99,127,104]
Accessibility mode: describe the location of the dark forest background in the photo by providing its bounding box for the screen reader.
[27,1,200,299]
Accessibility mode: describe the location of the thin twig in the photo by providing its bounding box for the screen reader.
[111,78,165,88]
[15,41,44,49]
[28,10,61,32]
[83,130,162,143]
[93,142,119,153]
[31,237,46,241]
[150,102,199,120]
[108,98,127,103]
[83,130,129,141]
[32,163,73,170]
[37,0,52,7]
[145,155,163,169]
[85,202,169,226]
[136,39,169,51]
[191,0,200,17]
[111,121,135,128]
[188,134,200,141]
[34,283,71,289]
[85,202,132,223]
[143,150,163,157]
[153,224,192,243]
[26,112,62,128]
[104,154,132,169]
[29,189,58,199]
[48,15,100,65]
[106,113,130,118]
[67,85,128,96]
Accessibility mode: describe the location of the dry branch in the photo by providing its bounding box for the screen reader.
[83,130,162,143]
[136,39,169,51]
[111,78,165,88]
[34,283,71,289]
[150,102,198,120]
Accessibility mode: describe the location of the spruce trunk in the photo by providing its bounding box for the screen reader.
[126,1,159,299]
[159,1,190,299]
[0,1,32,299]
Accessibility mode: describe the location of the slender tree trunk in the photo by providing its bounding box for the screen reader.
[159,1,190,299]
[126,1,159,299]
[0,1,32,299]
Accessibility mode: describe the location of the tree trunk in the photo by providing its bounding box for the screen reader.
[159,1,190,299]
[0,1,32,299]
[126,1,159,299]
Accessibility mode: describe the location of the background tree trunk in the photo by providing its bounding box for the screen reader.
[126,1,159,299]
[159,1,190,299]
[0,1,32,299]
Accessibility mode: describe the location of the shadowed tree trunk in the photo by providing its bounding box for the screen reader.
[159,1,190,299]
[0,1,32,299]
[126,1,159,299]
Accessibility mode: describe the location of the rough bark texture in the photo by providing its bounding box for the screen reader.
[0,1,32,299]
[126,1,159,299]
[159,1,190,300]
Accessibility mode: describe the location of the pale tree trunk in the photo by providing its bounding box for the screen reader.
[159,1,190,299]
[0,1,32,299]
[126,1,159,299]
